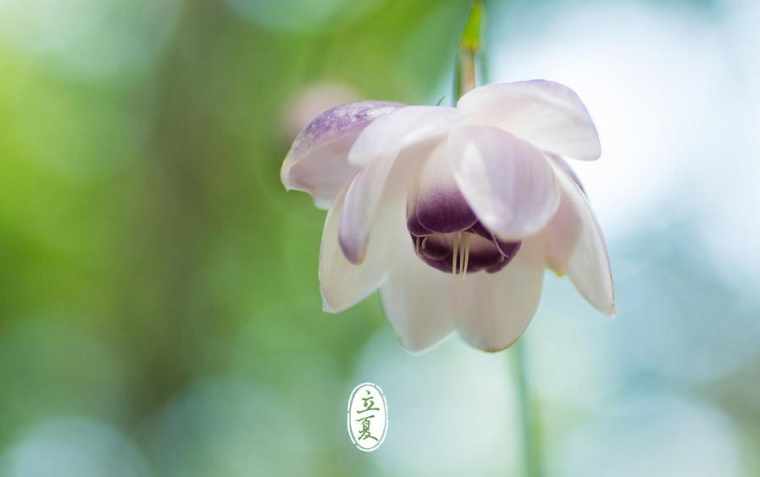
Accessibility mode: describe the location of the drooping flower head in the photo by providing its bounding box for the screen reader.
[281,80,614,352]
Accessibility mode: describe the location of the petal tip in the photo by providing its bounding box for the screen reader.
[490,220,552,243]
[548,262,568,277]
[319,292,337,313]
[279,156,309,194]
[280,158,295,190]
[398,341,430,354]
[450,126,561,241]
[319,289,344,314]
[461,333,523,353]
[398,332,451,354]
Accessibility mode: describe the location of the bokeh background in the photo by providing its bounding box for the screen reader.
[1,0,759,475]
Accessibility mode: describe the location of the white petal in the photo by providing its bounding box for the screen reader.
[281,101,401,208]
[347,106,461,167]
[548,153,585,192]
[379,244,460,353]
[455,239,545,352]
[339,107,461,263]
[457,80,601,161]
[545,161,615,315]
[447,125,560,241]
[380,232,544,353]
[319,186,398,313]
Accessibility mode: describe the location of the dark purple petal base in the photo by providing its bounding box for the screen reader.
[407,189,521,274]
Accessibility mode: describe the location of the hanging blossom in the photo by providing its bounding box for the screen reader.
[281,80,614,352]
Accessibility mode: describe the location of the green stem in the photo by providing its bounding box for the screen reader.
[454,5,545,474]
[513,341,544,477]
[454,0,484,99]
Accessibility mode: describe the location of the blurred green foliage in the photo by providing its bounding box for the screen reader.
[0,0,471,473]
[0,0,758,476]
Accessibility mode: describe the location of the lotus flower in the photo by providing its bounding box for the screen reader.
[281,80,614,352]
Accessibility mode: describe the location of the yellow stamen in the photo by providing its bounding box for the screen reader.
[452,233,460,275]
[461,233,465,274]
[462,233,470,276]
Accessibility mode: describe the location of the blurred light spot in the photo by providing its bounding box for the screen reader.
[0,0,180,81]
[610,234,760,383]
[490,0,760,384]
[355,330,520,476]
[149,378,316,477]
[526,281,622,414]
[3,417,149,477]
[491,3,748,242]
[699,0,760,292]
[552,393,746,477]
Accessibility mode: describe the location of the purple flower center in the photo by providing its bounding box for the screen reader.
[407,192,521,275]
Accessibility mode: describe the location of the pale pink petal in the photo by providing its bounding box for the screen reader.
[545,161,615,314]
[339,107,461,263]
[541,189,580,277]
[542,155,584,274]
[281,101,401,208]
[455,239,545,352]
[457,80,601,161]
[447,125,560,241]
